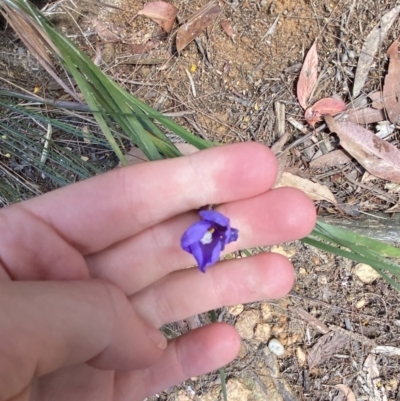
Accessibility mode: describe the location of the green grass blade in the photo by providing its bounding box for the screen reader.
[301,236,400,284]
[314,221,400,258]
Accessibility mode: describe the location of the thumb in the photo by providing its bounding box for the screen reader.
[0,279,166,401]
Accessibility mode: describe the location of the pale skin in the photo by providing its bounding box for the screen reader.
[0,143,316,401]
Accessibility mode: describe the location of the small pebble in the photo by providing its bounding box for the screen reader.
[347,49,356,59]
[268,338,285,356]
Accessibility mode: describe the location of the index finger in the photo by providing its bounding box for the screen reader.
[20,142,278,254]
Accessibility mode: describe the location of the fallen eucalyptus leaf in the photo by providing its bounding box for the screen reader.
[305,97,346,126]
[297,39,318,109]
[176,1,221,52]
[220,20,235,40]
[383,40,400,123]
[275,171,337,204]
[91,20,121,42]
[325,115,400,183]
[138,1,178,33]
[310,149,352,169]
[368,91,384,110]
[334,384,356,401]
[308,332,349,369]
[346,107,385,124]
[353,5,400,97]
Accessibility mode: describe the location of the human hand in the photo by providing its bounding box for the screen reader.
[0,143,316,401]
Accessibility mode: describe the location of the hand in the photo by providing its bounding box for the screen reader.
[0,143,316,401]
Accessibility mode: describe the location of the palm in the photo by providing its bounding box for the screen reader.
[0,143,316,401]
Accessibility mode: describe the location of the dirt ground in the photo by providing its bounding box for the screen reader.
[2,0,400,399]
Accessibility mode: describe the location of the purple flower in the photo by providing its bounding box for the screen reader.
[181,210,239,273]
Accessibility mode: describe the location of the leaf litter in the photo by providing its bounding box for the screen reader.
[383,40,400,124]
[137,1,178,33]
[297,39,318,109]
[305,98,346,126]
[352,5,400,97]
[6,2,400,399]
[325,115,400,183]
[176,1,221,52]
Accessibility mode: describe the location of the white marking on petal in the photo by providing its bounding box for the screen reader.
[200,230,213,245]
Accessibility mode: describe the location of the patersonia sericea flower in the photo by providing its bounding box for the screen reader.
[181,210,239,273]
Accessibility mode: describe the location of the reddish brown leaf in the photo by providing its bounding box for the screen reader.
[138,1,178,33]
[297,39,318,109]
[176,1,221,52]
[305,98,346,126]
[220,20,234,39]
[346,107,385,124]
[325,115,400,183]
[383,40,400,123]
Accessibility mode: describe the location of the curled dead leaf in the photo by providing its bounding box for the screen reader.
[176,1,221,52]
[138,1,178,33]
[305,98,346,126]
[275,171,337,204]
[325,115,400,183]
[297,39,318,109]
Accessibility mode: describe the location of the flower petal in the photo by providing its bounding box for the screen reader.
[228,227,239,242]
[199,210,229,229]
[180,221,212,251]
[187,236,222,272]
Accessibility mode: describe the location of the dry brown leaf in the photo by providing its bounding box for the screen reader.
[368,91,384,110]
[220,20,235,40]
[305,97,346,126]
[346,107,385,124]
[325,115,400,183]
[138,1,178,33]
[270,132,289,185]
[270,132,290,155]
[91,20,121,42]
[308,332,349,369]
[335,384,356,401]
[310,149,352,169]
[297,39,318,109]
[383,40,400,123]
[131,40,158,54]
[353,5,400,97]
[1,5,80,102]
[363,354,388,401]
[275,172,337,204]
[289,307,330,334]
[176,1,221,52]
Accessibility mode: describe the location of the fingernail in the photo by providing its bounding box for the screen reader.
[148,329,168,350]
